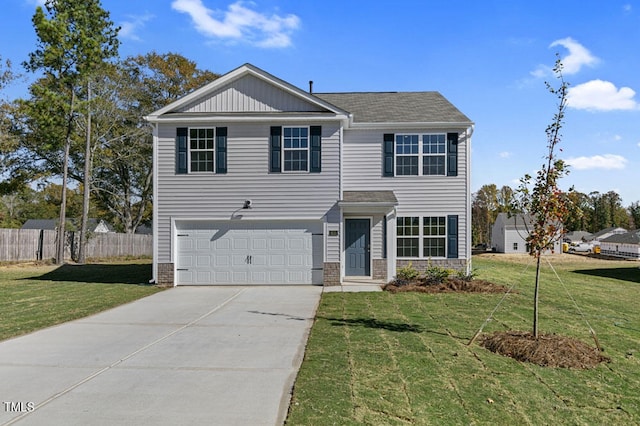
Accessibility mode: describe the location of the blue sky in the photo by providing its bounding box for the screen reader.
[2,0,640,205]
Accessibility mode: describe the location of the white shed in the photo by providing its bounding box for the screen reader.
[491,213,562,254]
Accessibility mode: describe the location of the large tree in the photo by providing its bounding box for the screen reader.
[89,52,219,233]
[23,0,119,263]
[629,202,640,229]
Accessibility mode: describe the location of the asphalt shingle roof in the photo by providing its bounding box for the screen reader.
[342,191,398,204]
[601,230,640,245]
[315,92,472,124]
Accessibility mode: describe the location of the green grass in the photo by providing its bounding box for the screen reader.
[287,255,640,425]
[0,260,164,341]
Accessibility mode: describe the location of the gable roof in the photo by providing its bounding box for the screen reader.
[601,229,640,244]
[591,226,627,240]
[494,213,533,231]
[315,92,472,126]
[564,230,593,241]
[145,63,349,122]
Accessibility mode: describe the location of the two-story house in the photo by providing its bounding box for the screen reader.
[145,64,473,286]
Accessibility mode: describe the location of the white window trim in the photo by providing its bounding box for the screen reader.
[394,133,447,177]
[282,125,310,173]
[396,216,447,259]
[188,127,215,173]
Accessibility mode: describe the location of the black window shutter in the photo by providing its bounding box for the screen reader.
[216,127,227,174]
[447,215,459,259]
[447,132,458,177]
[310,126,321,173]
[176,127,188,174]
[270,126,282,173]
[383,133,394,177]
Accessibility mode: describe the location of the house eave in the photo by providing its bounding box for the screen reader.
[145,113,350,124]
[346,121,474,130]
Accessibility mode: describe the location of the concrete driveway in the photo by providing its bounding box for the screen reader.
[0,286,322,426]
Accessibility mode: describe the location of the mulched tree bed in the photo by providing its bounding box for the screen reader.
[481,331,610,369]
[383,278,512,294]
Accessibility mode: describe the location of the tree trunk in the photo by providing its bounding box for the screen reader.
[56,90,75,264]
[55,138,70,265]
[533,254,541,338]
[78,81,91,264]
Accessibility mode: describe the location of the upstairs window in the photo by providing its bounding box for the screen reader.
[270,126,321,173]
[283,127,309,172]
[422,134,446,175]
[395,135,419,176]
[176,127,227,174]
[190,128,214,172]
[384,133,458,177]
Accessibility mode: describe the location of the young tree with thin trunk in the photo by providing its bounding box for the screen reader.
[512,57,571,338]
[24,0,119,264]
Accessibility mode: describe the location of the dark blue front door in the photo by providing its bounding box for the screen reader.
[345,219,370,276]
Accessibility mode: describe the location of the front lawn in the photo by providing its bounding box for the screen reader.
[287,254,640,425]
[0,260,164,341]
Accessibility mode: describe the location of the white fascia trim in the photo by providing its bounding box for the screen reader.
[145,114,350,124]
[347,121,474,130]
[173,217,326,223]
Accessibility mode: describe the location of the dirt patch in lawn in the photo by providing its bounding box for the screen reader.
[481,330,609,369]
[383,278,512,294]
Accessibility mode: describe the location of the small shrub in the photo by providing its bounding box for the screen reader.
[424,264,451,285]
[455,268,478,282]
[396,262,420,281]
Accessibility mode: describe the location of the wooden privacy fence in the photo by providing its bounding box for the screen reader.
[0,229,152,262]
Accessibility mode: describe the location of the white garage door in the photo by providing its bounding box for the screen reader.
[175,221,323,285]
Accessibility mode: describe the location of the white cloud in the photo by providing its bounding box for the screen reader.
[624,4,632,13]
[499,151,511,158]
[549,37,599,74]
[171,0,300,48]
[530,65,550,79]
[565,154,627,170]
[119,14,154,41]
[567,80,639,111]
[26,0,45,6]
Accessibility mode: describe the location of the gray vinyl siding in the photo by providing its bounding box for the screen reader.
[371,214,385,259]
[343,128,469,258]
[178,74,325,114]
[325,204,341,262]
[156,122,341,263]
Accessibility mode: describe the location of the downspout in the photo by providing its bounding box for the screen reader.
[466,124,475,274]
[150,122,159,284]
[339,119,345,283]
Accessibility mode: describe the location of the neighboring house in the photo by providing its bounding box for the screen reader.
[145,63,474,286]
[589,226,627,245]
[564,230,593,243]
[21,219,57,230]
[599,230,640,260]
[490,213,562,254]
[21,218,114,233]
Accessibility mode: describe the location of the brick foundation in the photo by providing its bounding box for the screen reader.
[396,259,467,274]
[372,259,387,281]
[323,262,340,286]
[157,263,174,286]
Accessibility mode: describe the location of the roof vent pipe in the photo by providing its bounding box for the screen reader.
[309,80,313,94]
